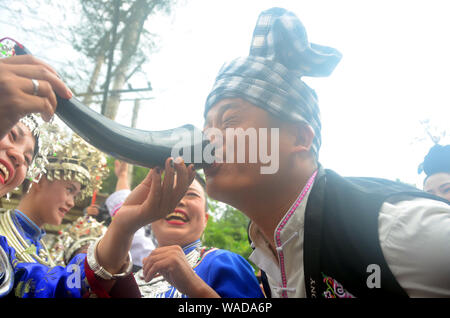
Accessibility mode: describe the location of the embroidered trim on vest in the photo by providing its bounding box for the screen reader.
[275,170,318,297]
[193,247,218,269]
[321,272,355,298]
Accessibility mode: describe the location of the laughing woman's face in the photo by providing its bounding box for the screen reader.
[0,122,35,197]
[151,178,208,247]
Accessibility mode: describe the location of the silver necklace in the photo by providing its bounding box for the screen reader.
[0,210,55,266]
[135,246,201,298]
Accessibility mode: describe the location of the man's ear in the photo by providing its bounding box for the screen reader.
[291,123,315,154]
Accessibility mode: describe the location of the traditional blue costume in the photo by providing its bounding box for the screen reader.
[0,129,109,298]
[134,240,264,298]
[0,209,89,297]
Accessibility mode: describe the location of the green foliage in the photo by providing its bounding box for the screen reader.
[99,156,117,194]
[131,164,150,189]
[202,199,256,271]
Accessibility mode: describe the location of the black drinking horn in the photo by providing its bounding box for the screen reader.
[55,95,211,169]
[14,42,211,169]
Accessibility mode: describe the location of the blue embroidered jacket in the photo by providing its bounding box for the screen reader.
[136,240,264,298]
[0,210,88,298]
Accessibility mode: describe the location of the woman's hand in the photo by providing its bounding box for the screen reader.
[95,157,196,277]
[0,55,72,138]
[86,205,100,216]
[142,245,220,298]
[113,157,196,235]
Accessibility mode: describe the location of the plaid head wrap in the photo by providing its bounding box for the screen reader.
[420,144,450,176]
[204,7,342,155]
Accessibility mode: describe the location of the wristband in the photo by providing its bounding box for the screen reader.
[87,237,133,280]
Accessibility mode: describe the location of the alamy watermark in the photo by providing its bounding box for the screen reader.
[66,263,82,289]
[366,264,381,289]
[66,263,382,292]
[170,127,280,174]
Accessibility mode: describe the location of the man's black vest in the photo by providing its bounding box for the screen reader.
[255,168,449,298]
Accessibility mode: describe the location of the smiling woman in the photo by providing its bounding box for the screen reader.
[151,175,208,248]
[0,129,108,259]
[133,174,264,298]
[0,127,110,297]
[0,118,39,198]
[9,130,107,224]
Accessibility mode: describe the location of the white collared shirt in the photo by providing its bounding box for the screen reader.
[249,171,316,298]
[249,176,450,298]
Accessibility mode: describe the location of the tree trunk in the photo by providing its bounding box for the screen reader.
[104,0,156,120]
[83,54,104,107]
[131,98,141,128]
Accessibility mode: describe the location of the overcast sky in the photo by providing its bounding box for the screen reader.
[2,0,449,187]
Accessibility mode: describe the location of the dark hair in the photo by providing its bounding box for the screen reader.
[194,172,206,190]
[193,172,208,212]
[21,178,31,195]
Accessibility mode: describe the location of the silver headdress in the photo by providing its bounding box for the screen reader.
[18,114,58,183]
[19,116,109,202]
[44,132,109,202]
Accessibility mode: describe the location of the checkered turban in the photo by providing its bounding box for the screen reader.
[421,144,450,176]
[204,7,342,155]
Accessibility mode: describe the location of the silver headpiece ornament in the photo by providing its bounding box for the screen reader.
[18,114,58,183]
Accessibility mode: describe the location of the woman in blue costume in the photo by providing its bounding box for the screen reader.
[0,43,74,296]
[0,114,44,297]
[135,174,264,298]
[0,123,195,298]
[0,127,110,297]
